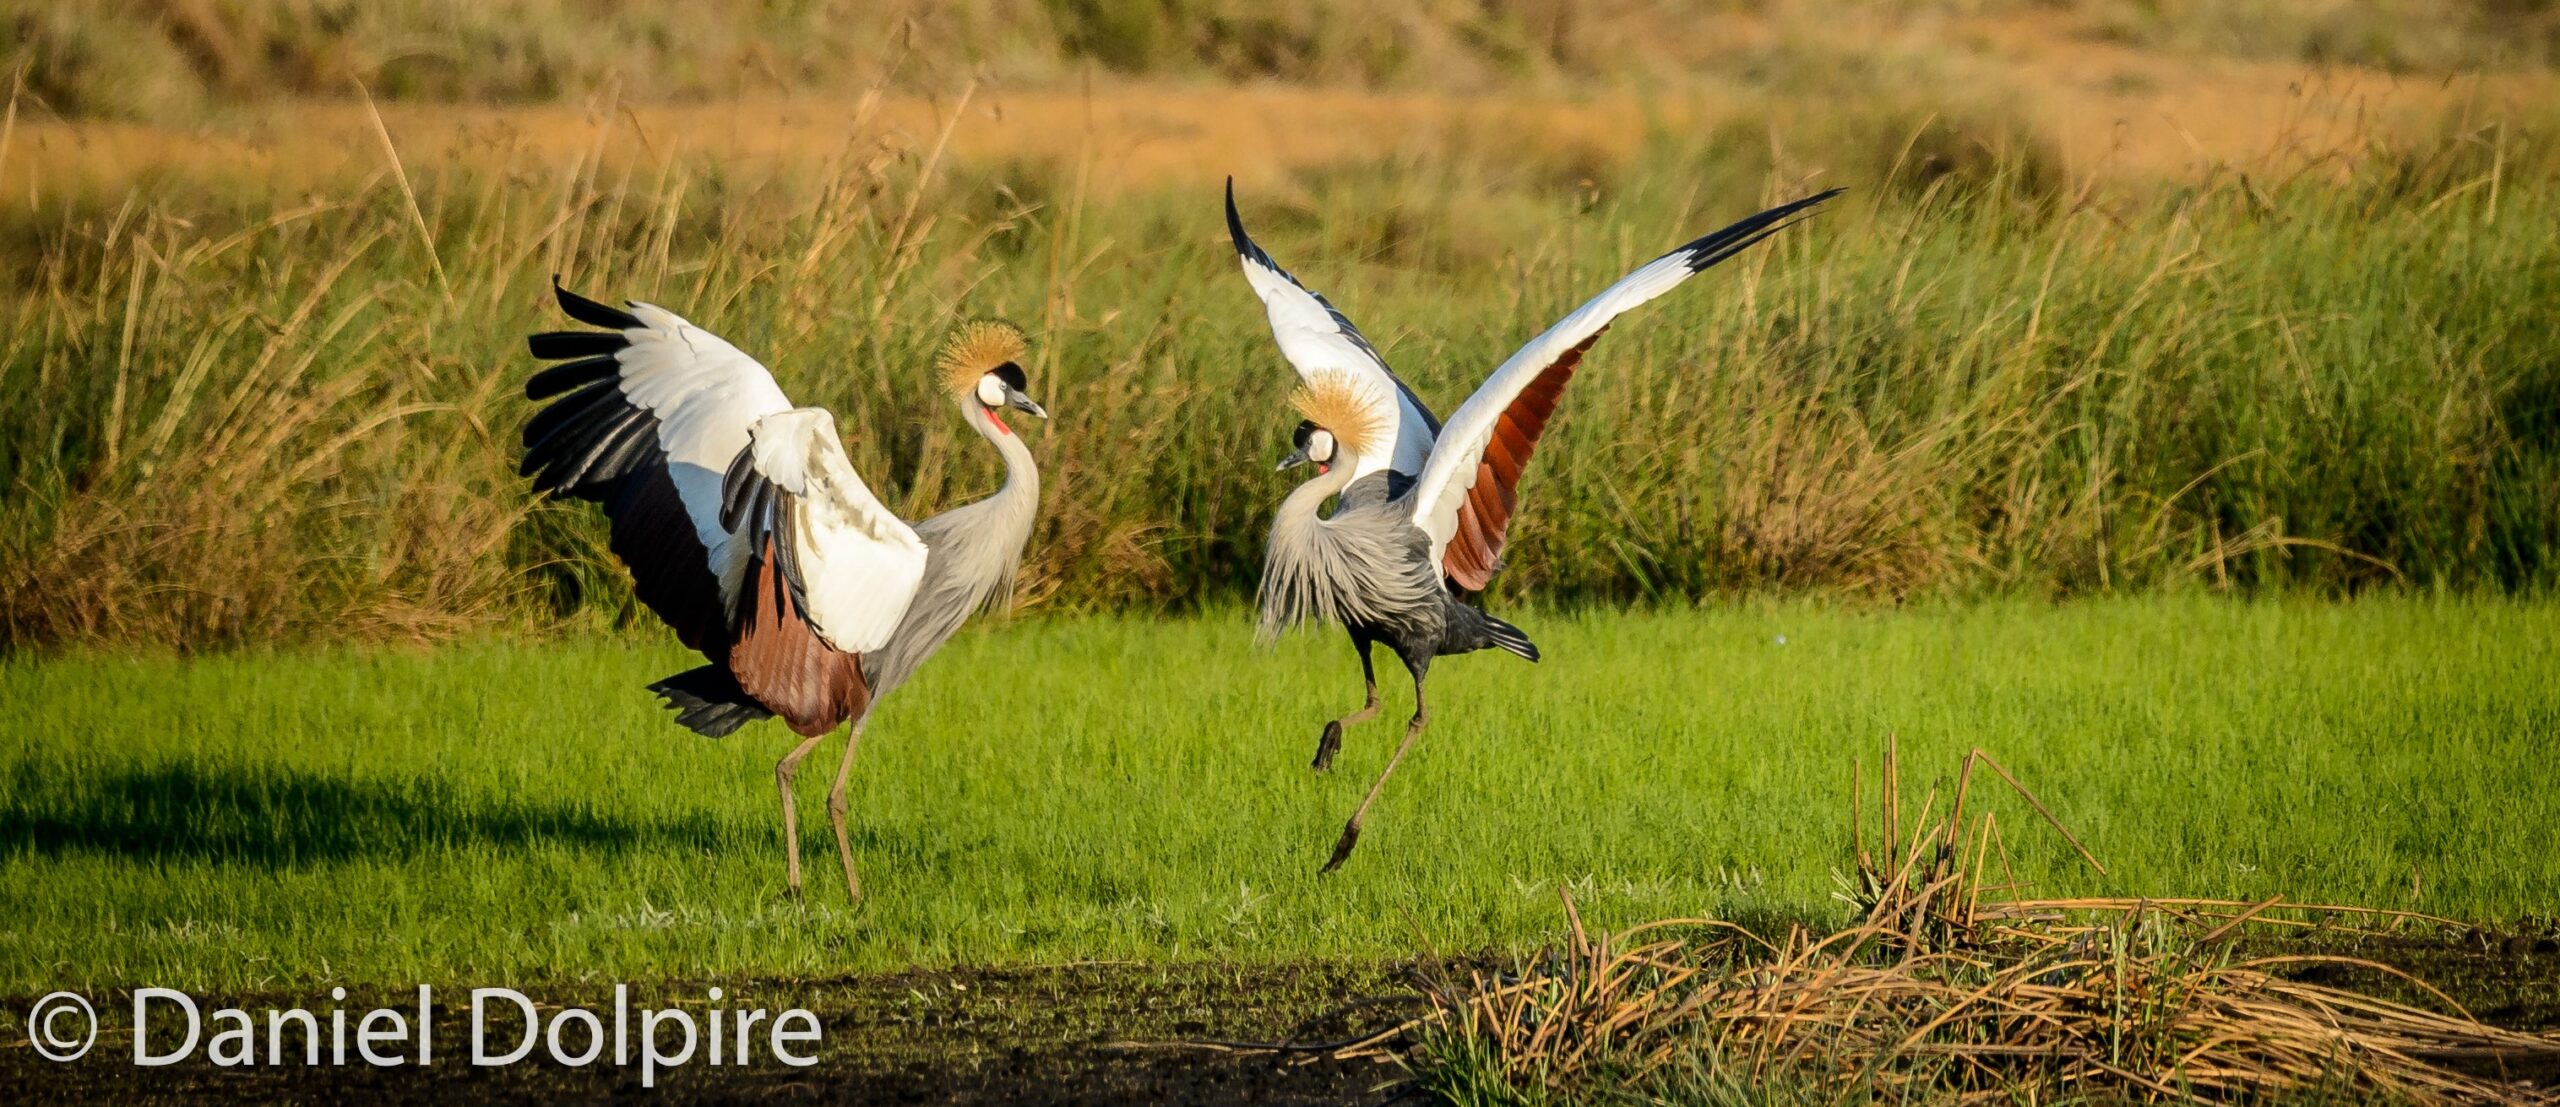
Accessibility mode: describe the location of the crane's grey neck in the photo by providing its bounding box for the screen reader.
[971,399,1041,506]
[1277,458,1359,527]
[942,399,1041,609]
[1257,465,1437,642]
[859,399,1041,700]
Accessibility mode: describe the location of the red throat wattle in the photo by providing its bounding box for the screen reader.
[987,407,1011,436]
[1317,462,1330,474]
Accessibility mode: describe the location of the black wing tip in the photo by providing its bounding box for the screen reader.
[548,275,643,332]
[1224,175,1258,260]
[1224,176,1297,279]
[527,331,628,361]
[1676,187,1848,272]
[523,354,619,401]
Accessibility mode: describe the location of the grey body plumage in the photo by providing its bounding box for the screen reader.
[1258,467,1533,670]
[1258,472,1439,644]
[866,399,1041,701]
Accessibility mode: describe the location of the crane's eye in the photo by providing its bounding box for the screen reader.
[1306,429,1336,463]
[976,375,1007,406]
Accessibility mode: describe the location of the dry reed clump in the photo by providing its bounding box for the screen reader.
[1313,743,2560,1104]
[0,189,532,650]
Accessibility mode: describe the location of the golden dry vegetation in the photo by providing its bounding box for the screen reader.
[3,4,2558,650]
[7,9,2557,204]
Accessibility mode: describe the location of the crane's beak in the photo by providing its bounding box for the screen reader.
[1004,388,1048,420]
[1275,447,1311,472]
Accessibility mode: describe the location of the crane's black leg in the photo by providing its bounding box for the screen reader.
[823,712,873,903]
[774,729,831,898]
[1323,657,1429,873]
[1313,631,1380,772]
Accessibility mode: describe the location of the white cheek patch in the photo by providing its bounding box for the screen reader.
[976,376,1007,406]
[1309,430,1336,463]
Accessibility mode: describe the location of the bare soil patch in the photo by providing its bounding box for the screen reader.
[6,942,2554,1104]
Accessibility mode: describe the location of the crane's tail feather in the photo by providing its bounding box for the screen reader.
[648,666,774,738]
[1482,613,1541,662]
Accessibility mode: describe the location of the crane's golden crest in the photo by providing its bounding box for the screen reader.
[1290,373,1388,457]
[936,320,1029,393]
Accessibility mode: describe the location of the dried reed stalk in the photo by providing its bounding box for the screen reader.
[1303,740,2560,1104]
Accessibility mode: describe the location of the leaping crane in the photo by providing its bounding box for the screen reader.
[1229,183,1841,871]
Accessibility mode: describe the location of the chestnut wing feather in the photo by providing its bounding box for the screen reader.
[1409,190,1842,589]
[716,408,929,734]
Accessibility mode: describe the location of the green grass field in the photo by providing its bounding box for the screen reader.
[4,596,2554,996]
[8,7,2560,1100]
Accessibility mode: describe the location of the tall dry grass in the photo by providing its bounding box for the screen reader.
[1,86,2556,652]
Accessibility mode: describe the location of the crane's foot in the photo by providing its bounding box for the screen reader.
[1319,822,1361,873]
[1311,721,1343,772]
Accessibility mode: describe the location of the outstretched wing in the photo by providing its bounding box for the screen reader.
[716,409,928,733]
[721,409,928,653]
[521,280,796,654]
[1408,190,1843,591]
[1225,178,1439,490]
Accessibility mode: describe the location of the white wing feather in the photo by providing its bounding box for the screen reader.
[1227,184,1438,486]
[610,301,795,551]
[739,409,928,654]
[1407,192,1838,568]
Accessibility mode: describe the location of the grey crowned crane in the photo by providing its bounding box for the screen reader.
[521,284,1047,899]
[1228,183,1841,871]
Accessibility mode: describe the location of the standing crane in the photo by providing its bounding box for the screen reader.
[1229,183,1840,871]
[521,283,1047,898]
